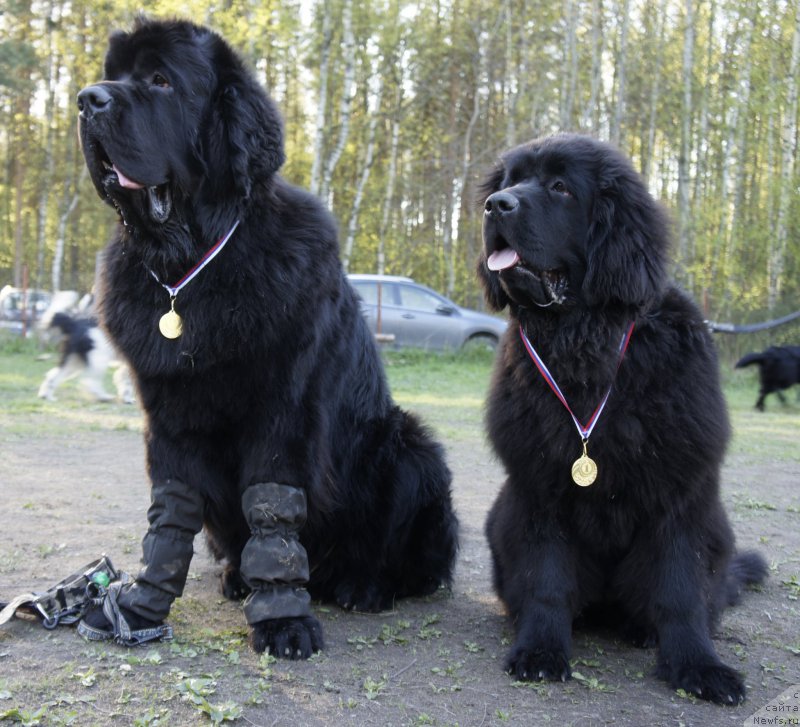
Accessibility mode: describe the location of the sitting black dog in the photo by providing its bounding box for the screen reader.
[477,134,766,704]
[75,17,458,657]
[735,345,800,410]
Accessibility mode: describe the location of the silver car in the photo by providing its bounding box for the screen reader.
[348,274,507,351]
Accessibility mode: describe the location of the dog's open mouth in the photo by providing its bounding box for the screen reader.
[96,149,172,224]
[487,244,568,306]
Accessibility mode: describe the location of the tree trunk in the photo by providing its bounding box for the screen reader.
[52,168,85,293]
[769,3,800,310]
[36,0,59,291]
[378,85,402,276]
[560,0,579,128]
[721,10,755,275]
[676,0,694,277]
[309,0,333,197]
[610,0,630,146]
[342,78,383,273]
[641,0,667,184]
[319,0,355,207]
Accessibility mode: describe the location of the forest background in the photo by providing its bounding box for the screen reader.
[1,0,799,329]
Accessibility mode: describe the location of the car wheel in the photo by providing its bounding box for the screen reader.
[462,334,498,353]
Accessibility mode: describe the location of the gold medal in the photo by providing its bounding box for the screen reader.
[571,441,597,487]
[147,222,240,342]
[158,298,183,339]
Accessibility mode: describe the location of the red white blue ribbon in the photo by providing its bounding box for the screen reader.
[149,220,240,297]
[519,321,635,442]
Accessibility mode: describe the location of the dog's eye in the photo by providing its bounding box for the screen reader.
[551,181,571,197]
[151,73,170,88]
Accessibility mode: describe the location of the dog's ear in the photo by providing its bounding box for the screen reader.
[583,156,668,310]
[476,162,511,311]
[201,34,285,201]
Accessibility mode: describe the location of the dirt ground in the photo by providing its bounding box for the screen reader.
[1,403,799,726]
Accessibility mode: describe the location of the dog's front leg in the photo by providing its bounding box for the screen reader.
[648,529,746,704]
[117,476,205,619]
[240,482,324,658]
[79,476,204,644]
[502,535,577,682]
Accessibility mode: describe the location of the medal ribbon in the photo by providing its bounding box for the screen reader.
[519,321,635,442]
[149,220,240,297]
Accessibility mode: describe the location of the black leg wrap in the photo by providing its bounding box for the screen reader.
[117,478,205,622]
[240,482,312,624]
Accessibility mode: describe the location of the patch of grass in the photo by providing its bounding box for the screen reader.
[0,347,141,439]
[384,349,493,441]
[362,674,388,700]
[732,494,779,512]
[2,344,797,456]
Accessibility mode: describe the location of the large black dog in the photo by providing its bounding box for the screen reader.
[477,134,766,704]
[76,17,457,657]
[735,345,800,410]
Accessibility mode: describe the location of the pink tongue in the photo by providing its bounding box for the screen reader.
[487,248,520,271]
[113,165,144,190]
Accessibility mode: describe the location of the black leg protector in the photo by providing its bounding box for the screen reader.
[240,483,311,624]
[117,478,205,622]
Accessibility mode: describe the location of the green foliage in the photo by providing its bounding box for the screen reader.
[175,677,242,724]
[1,0,797,322]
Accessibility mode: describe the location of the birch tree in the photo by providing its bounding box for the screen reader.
[676,0,695,275]
[769,3,800,310]
[318,0,355,207]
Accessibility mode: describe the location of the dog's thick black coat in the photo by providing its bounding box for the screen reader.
[477,134,766,704]
[735,345,800,410]
[77,17,457,656]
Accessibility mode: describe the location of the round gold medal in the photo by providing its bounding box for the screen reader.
[158,309,183,339]
[571,454,597,487]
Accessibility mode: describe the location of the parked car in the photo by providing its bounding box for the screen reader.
[0,285,52,334]
[348,274,506,351]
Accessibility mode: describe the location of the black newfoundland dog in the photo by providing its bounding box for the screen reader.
[76,17,457,657]
[477,134,766,704]
[735,345,800,410]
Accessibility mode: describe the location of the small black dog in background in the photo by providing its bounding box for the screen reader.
[735,345,800,410]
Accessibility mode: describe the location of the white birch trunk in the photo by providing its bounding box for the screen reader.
[52,168,86,293]
[769,4,800,310]
[342,78,383,273]
[309,0,333,197]
[319,0,355,207]
[676,0,694,269]
[581,0,603,132]
[610,0,630,146]
[378,87,402,276]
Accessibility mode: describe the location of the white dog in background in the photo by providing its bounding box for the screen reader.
[37,292,134,404]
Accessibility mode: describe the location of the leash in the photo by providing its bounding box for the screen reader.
[0,555,171,645]
[0,555,118,629]
[706,308,800,334]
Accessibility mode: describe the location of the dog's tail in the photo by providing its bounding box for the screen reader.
[734,352,766,369]
[725,550,768,606]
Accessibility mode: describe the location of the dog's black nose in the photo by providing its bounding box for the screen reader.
[77,85,112,116]
[484,191,519,215]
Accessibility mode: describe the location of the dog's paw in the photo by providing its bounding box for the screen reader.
[219,565,250,601]
[334,581,393,613]
[504,645,571,682]
[249,616,324,659]
[661,661,746,705]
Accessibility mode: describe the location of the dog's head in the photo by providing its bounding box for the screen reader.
[77,17,284,234]
[477,134,668,315]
